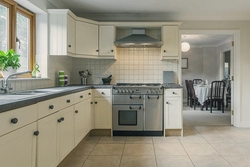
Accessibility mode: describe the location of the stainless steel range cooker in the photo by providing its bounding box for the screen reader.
[112,83,163,136]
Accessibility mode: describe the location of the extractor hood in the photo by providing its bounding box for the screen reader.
[114,29,163,48]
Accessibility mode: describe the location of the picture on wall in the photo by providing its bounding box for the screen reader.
[182,58,188,69]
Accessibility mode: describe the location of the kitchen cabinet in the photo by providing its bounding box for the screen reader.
[164,88,183,136]
[94,89,112,129]
[74,90,92,146]
[76,20,99,56]
[161,26,180,60]
[0,104,38,167]
[37,106,74,167]
[48,9,76,56]
[99,26,116,59]
[0,122,37,167]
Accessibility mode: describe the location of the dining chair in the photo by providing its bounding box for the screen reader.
[193,79,203,84]
[226,80,231,108]
[188,80,198,110]
[206,81,226,113]
[185,80,190,106]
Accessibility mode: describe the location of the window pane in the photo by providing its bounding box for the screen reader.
[16,12,30,72]
[0,4,8,51]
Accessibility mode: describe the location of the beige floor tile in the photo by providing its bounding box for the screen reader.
[62,155,88,167]
[83,136,101,144]
[98,136,126,144]
[190,155,231,167]
[154,143,187,155]
[156,155,194,167]
[211,143,250,155]
[120,156,156,167]
[239,143,250,152]
[182,143,219,155]
[123,144,154,155]
[201,133,234,143]
[226,133,250,143]
[82,156,121,167]
[126,137,153,144]
[223,155,250,167]
[179,135,209,144]
[194,126,221,134]
[153,136,181,144]
[91,144,124,156]
[74,143,96,156]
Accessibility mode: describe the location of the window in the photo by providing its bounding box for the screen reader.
[0,3,8,51]
[0,0,35,76]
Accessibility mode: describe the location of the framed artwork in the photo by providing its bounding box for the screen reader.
[182,58,188,69]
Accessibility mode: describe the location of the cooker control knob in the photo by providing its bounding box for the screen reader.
[129,90,132,93]
[147,90,151,93]
[122,90,126,93]
[116,89,119,93]
[151,90,155,93]
[125,90,129,93]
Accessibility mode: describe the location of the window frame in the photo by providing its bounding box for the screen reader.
[0,0,36,77]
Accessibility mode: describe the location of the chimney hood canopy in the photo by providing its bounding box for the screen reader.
[114,29,163,48]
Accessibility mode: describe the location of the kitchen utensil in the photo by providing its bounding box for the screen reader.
[102,75,112,85]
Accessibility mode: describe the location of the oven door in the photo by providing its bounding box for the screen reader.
[112,105,143,131]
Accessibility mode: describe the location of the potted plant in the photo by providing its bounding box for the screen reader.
[0,49,21,78]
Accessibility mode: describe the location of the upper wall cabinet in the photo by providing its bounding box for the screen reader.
[99,26,116,59]
[161,26,180,60]
[76,21,99,57]
[48,9,76,56]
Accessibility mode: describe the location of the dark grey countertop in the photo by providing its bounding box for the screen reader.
[162,83,184,89]
[0,85,113,113]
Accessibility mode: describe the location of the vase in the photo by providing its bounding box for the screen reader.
[0,67,17,78]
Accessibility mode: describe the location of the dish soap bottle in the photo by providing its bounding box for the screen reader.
[32,63,40,78]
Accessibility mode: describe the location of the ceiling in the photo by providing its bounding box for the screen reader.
[57,0,250,21]
[181,34,233,48]
[55,0,238,47]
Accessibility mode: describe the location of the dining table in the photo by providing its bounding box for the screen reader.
[193,84,210,105]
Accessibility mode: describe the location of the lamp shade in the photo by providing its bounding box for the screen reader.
[181,42,190,52]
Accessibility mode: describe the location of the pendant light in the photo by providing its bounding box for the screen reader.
[181,42,190,52]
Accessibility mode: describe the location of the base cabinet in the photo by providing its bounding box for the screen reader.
[94,97,112,129]
[37,106,74,167]
[0,122,37,167]
[164,88,183,136]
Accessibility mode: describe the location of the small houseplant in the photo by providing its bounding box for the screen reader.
[0,49,21,77]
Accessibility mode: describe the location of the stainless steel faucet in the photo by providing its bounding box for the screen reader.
[1,70,32,93]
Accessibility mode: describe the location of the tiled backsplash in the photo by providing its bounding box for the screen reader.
[71,48,178,84]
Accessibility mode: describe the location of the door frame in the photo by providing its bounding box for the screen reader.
[179,29,241,126]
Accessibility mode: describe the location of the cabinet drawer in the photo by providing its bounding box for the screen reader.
[164,89,182,97]
[74,89,92,103]
[38,98,60,119]
[0,104,37,136]
[59,94,74,109]
[94,89,111,97]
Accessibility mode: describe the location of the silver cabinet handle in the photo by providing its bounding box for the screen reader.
[129,95,141,99]
[129,106,142,110]
[147,95,159,99]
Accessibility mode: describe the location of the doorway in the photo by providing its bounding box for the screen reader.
[179,30,240,126]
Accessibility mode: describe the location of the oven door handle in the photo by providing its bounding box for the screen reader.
[147,95,159,99]
[129,106,142,110]
[130,95,141,99]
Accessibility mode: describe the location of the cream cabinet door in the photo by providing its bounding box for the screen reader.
[58,106,74,161]
[164,98,182,129]
[76,21,98,56]
[99,26,116,58]
[67,14,76,54]
[161,26,179,59]
[0,122,37,167]
[74,101,86,146]
[37,112,59,167]
[94,97,112,129]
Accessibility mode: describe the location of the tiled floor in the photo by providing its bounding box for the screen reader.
[60,126,250,167]
[59,105,250,167]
